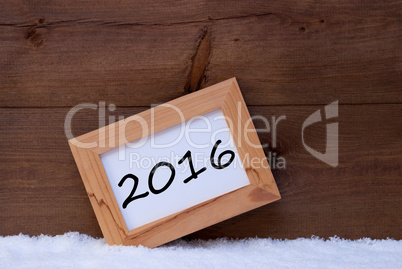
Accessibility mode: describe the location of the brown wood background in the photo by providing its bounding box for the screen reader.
[0,0,401,240]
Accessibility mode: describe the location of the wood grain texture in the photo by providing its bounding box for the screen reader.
[68,145,127,245]
[68,79,280,247]
[0,0,401,107]
[0,0,401,241]
[1,0,400,25]
[0,105,400,239]
[125,185,279,248]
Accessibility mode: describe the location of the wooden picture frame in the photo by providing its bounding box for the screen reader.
[69,78,280,248]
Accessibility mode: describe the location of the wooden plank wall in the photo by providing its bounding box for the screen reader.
[0,0,401,240]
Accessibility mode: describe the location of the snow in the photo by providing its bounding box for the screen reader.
[0,233,401,269]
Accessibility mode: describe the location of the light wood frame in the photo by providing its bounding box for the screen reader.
[69,78,280,248]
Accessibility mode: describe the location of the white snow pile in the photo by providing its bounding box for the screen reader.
[0,232,401,269]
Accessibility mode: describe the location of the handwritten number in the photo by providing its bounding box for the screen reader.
[119,140,235,208]
[148,162,175,194]
[210,140,235,169]
[118,174,149,209]
[178,150,207,183]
